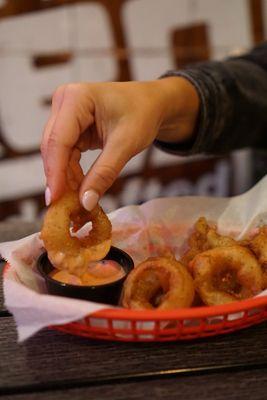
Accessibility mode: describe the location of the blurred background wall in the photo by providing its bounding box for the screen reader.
[0,0,266,222]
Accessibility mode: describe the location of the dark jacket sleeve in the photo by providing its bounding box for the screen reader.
[155,42,267,155]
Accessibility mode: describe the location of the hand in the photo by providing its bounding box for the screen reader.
[41,78,199,210]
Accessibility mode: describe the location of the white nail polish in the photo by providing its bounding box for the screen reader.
[82,190,99,211]
[45,187,51,206]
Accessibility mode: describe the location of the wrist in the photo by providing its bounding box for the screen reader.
[154,76,200,143]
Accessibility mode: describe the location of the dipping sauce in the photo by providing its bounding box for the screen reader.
[49,270,83,285]
[49,260,125,286]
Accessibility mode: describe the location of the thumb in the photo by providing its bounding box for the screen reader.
[79,139,132,211]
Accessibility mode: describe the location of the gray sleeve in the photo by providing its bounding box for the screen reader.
[155,43,267,155]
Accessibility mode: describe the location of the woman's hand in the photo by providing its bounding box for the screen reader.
[41,77,199,210]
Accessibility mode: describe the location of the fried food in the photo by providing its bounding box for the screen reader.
[181,217,237,268]
[190,245,263,306]
[206,226,237,248]
[121,255,195,310]
[246,227,267,288]
[41,189,112,276]
[180,217,210,267]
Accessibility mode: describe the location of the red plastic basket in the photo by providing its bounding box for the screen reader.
[52,296,267,342]
[4,263,267,341]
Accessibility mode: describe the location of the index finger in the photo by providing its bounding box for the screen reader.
[41,84,94,201]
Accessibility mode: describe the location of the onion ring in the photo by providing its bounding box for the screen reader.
[121,255,195,310]
[180,217,210,267]
[190,245,263,306]
[181,217,237,268]
[41,189,112,275]
[247,227,267,288]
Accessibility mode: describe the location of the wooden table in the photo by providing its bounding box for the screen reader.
[0,222,267,399]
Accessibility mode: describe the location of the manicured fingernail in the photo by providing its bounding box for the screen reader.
[82,190,99,211]
[45,187,51,206]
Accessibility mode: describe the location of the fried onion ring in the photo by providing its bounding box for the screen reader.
[180,217,210,267]
[181,217,237,268]
[121,256,195,310]
[247,227,267,288]
[41,189,112,275]
[190,245,263,306]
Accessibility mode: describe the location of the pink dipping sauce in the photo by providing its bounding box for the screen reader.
[49,260,125,286]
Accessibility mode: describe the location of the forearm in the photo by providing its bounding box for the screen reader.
[156,43,267,155]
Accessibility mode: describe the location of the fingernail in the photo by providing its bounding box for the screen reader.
[45,187,51,206]
[82,190,99,211]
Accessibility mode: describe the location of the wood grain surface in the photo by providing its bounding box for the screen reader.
[0,317,266,392]
[0,220,40,244]
[0,262,10,317]
[1,368,267,400]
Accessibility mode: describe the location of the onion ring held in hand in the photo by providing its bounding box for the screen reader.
[190,245,263,306]
[121,256,195,310]
[41,189,112,276]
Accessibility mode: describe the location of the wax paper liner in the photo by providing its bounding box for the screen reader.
[1,175,267,341]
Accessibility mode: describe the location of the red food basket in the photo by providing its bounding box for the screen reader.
[4,263,267,342]
[52,296,267,342]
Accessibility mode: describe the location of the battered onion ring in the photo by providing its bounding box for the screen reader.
[41,189,112,275]
[121,256,195,310]
[181,217,237,268]
[190,245,263,306]
[180,217,210,267]
[247,227,267,288]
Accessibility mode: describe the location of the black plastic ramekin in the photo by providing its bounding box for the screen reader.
[37,246,134,305]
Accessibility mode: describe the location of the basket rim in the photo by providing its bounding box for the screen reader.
[92,295,267,320]
[4,262,267,321]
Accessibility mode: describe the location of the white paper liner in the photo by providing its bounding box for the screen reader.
[1,175,267,341]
